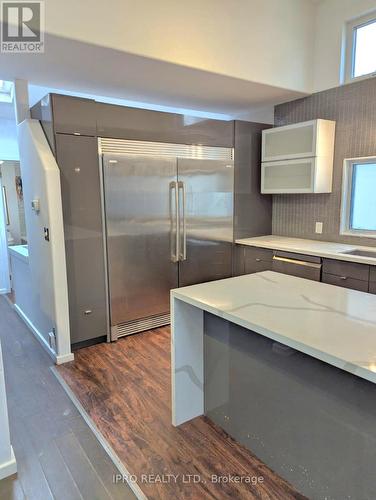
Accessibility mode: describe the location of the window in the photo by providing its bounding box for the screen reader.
[341,158,376,237]
[345,12,376,83]
[0,80,14,103]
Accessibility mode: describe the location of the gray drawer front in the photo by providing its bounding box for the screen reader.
[243,246,273,274]
[322,273,369,292]
[272,257,321,281]
[370,266,376,283]
[369,281,376,294]
[322,258,369,281]
[274,250,321,264]
[245,259,272,274]
[244,246,273,262]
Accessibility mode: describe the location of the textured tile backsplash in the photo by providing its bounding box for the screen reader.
[273,77,376,246]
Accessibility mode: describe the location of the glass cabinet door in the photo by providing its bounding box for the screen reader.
[262,121,316,161]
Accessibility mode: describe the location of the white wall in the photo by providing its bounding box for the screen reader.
[18,120,72,364]
[0,118,19,161]
[0,342,16,480]
[10,249,56,357]
[313,0,376,92]
[44,0,316,94]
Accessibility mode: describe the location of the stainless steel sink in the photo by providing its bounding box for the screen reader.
[341,249,376,258]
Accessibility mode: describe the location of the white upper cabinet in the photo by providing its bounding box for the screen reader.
[261,119,336,194]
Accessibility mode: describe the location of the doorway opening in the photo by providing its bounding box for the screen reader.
[0,160,27,303]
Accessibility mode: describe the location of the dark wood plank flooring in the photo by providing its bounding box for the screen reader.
[0,296,135,500]
[57,326,306,500]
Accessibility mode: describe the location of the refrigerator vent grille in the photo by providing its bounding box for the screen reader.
[117,313,170,338]
[99,138,233,161]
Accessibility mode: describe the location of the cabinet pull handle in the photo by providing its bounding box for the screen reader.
[169,181,179,263]
[340,276,347,280]
[84,310,92,315]
[255,258,261,262]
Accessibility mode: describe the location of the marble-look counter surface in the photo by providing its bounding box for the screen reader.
[172,271,376,386]
[236,235,376,265]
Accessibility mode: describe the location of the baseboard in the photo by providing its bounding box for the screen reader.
[0,446,17,480]
[52,367,147,500]
[56,353,75,364]
[14,303,57,363]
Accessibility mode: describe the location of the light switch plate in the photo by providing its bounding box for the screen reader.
[315,222,323,234]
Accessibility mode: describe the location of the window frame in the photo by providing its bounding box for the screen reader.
[344,11,376,84]
[340,157,376,238]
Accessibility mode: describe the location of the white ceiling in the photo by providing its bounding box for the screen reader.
[0,34,307,119]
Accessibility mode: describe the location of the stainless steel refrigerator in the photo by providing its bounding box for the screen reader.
[99,138,234,340]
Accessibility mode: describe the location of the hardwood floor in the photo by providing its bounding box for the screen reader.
[57,327,306,500]
[0,297,135,500]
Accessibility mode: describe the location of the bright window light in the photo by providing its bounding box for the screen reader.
[341,158,376,237]
[0,80,14,103]
[350,163,376,230]
[353,20,376,78]
[345,12,376,82]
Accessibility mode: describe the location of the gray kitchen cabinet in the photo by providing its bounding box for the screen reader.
[272,251,321,281]
[233,121,272,240]
[370,267,376,282]
[52,94,96,136]
[96,102,234,147]
[243,246,273,274]
[322,273,369,292]
[322,258,370,292]
[234,245,246,275]
[236,246,376,293]
[55,134,108,346]
[31,94,97,138]
[322,258,370,282]
[51,94,97,136]
[369,267,376,294]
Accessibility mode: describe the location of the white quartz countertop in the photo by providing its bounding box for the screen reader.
[8,245,29,263]
[236,235,376,265]
[172,271,376,385]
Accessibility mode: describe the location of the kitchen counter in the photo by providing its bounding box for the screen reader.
[236,235,376,265]
[8,244,29,264]
[171,271,376,498]
[172,271,376,401]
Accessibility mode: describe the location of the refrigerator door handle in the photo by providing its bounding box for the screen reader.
[170,181,180,263]
[178,181,187,261]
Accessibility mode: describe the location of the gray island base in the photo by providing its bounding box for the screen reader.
[171,272,376,499]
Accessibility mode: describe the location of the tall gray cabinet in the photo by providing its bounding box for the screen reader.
[55,135,108,346]
[31,93,272,348]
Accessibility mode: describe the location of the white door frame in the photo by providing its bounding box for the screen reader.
[0,171,11,295]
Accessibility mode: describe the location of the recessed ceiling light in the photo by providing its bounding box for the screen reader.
[0,160,4,165]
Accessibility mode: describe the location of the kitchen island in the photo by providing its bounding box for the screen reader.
[171,272,376,499]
